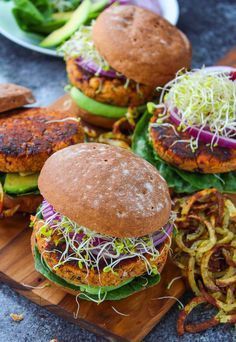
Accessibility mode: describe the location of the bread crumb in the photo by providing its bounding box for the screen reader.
[10,313,24,322]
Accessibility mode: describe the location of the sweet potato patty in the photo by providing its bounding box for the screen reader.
[0,107,84,173]
[150,113,236,174]
[66,58,154,107]
[33,219,169,287]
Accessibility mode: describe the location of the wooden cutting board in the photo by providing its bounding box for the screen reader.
[0,49,235,342]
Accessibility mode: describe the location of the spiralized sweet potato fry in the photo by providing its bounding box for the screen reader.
[173,189,236,335]
[177,296,219,335]
[0,182,20,218]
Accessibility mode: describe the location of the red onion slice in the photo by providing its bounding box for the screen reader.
[75,57,125,79]
[168,66,236,150]
[169,108,236,149]
[150,223,173,247]
[42,200,61,223]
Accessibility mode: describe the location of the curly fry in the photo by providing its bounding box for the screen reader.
[177,296,219,336]
[187,256,200,295]
[173,189,236,336]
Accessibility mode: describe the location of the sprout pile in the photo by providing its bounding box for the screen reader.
[151,68,236,150]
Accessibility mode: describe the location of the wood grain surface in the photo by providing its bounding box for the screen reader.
[0,215,184,342]
[0,49,235,342]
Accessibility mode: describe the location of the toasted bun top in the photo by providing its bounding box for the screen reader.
[93,5,191,87]
[39,143,171,238]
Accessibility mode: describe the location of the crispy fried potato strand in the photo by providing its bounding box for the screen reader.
[0,182,20,218]
[173,189,236,335]
[187,256,200,295]
[177,296,219,335]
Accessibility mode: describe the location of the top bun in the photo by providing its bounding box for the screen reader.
[39,143,171,238]
[93,5,191,87]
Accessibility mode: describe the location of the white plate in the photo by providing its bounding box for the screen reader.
[0,0,179,57]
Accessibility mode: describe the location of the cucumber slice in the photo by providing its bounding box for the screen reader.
[40,0,91,48]
[70,87,146,119]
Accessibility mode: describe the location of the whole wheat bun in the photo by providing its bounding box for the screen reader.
[38,143,171,238]
[93,5,191,87]
[0,83,35,113]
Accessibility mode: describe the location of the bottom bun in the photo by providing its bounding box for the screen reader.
[77,107,116,129]
[3,193,43,213]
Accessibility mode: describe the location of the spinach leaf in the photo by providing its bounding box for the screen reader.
[12,0,67,34]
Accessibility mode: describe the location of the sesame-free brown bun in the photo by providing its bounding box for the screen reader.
[93,5,191,87]
[38,143,171,238]
[76,106,116,129]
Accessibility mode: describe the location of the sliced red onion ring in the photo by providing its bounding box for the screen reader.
[169,108,236,149]
[168,66,236,150]
[229,71,236,81]
[75,57,125,79]
[69,232,85,242]
[42,200,61,223]
[152,223,173,246]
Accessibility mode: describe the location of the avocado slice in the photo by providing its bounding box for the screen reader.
[40,0,91,48]
[4,173,39,195]
[52,11,73,22]
[80,278,134,295]
[71,87,146,119]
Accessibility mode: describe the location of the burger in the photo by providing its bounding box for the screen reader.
[0,107,84,217]
[31,143,173,301]
[61,5,191,129]
[132,67,236,194]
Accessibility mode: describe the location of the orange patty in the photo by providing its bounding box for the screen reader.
[0,107,84,173]
[32,218,170,287]
[150,112,236,174]
[66,58,155,107]
[3,193,42,214]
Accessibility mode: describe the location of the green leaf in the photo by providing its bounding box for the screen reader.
[12,0,66,34]
[132,112,236,194]
[34,246,160,301]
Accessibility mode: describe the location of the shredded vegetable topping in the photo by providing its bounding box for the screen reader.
[152,68,236,149]
[60,24,110,73]
[35,201,173,276]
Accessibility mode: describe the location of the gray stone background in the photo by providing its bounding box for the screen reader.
[0,0,235,341]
